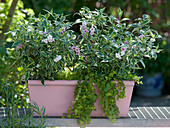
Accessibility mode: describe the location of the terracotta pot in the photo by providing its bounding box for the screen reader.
[28,80,134,117]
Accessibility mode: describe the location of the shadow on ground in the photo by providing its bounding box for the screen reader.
[131,95,170,107]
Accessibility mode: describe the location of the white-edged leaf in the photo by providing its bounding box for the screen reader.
[121,18,130,22]
[140,60,145,68]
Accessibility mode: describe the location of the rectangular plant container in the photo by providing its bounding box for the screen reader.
[28,80,134,117]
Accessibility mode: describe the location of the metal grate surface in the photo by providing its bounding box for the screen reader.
[0,107,170,120]
[0,107,30,118]
[128,107,170,119]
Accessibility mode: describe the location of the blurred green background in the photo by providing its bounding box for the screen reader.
[0,0,170,107]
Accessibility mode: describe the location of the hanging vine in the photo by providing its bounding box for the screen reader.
[65,73,97,127]
[65,69,126,127]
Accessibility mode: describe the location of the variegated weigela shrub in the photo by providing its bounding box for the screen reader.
[10,7,161,127]
[10,12,77,84]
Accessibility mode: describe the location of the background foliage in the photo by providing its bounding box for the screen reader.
[0,0,34,107]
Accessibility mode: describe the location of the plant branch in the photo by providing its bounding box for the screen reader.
[0,0,19,41]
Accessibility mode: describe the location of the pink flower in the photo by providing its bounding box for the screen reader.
[54,55,62,62]
[124,40,129,44]
[47,35,55,42]
[84,29,88,33]
[43,32,47,34]
[61,31,64,35]
[70,46,80,55]
[62,27,65,31]
[47,35,53,40]
[42,39,48,44]
[132,45,136,50]
[84,29,88,34]
[75,47,80,52]
[138,22,141,25]
[17,44,23,49]
[90,27,95,32]
[90,31,94,36]
[139,34,145,38]
[76,51,80,55]
[121,47,126,52]
[115,53,121,59]
[82,21,87,26]
[49,38,55,42]
[81,25,86,30]
[71,46,76,51]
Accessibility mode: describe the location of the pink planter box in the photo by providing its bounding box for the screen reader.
[28,80,134,117]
